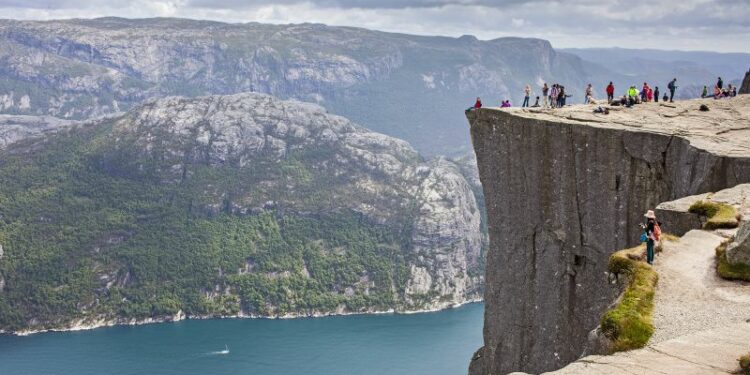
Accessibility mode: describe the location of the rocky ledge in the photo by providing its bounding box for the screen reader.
[467,96,750,374]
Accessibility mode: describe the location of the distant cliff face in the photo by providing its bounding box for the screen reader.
[0,93,481,332]
[467,98,750,374]
[0,18,612,155]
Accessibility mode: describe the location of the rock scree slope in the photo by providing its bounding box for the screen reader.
[466,96,750,374]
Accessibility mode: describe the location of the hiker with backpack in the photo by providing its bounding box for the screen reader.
[641,210,661,265]
[668,78,677,102]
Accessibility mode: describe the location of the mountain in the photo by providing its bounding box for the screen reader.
[0,17,615,156]
[562,48,750,98]
[0,93,482,332]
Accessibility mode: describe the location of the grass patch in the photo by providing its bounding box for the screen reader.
[600,244,658,352]
[715,241,750,282]
[662,233,680,242]
[688,201,740,230]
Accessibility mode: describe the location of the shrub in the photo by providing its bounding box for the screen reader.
[688,201,740,230]
[600,244,658,352]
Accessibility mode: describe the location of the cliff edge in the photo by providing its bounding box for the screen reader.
[467,97,750,374]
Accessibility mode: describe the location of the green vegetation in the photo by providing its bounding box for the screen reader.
[688,200,740,230]
[600,244,658,352]
[715,241,750,282]
[740,353,750,375]
[0,119,417,331]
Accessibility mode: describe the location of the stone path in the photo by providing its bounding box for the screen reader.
[540,322,750,374]
[538,229,750,374]
[652,229,750,343]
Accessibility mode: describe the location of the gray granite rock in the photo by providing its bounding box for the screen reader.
[467,96,750,374]
[727,222,750,265]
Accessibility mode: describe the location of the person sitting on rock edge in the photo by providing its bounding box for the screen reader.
[531,96,540,107]
[474,97,482,109]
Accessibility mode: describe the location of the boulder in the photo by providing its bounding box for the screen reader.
[727,222,750,265]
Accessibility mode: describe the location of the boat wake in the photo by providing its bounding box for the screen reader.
[206,345,230,356]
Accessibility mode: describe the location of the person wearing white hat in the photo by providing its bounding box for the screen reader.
[643,210,659,265]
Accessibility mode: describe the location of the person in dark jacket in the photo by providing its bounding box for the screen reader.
[654,86,660,103]
[668,78,677,102]
[717,77,723,90]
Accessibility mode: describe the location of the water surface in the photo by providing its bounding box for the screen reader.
[0,303,483,375]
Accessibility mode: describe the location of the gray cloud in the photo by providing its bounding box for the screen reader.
[0,0,748,52]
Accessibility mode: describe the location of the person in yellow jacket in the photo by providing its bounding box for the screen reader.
[627,85,639,106]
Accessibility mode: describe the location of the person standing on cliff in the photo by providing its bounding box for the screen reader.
[542,83,549,107]
[643,210,660,265]
[522,85,531,107]
[654,86,660,103]
[550,84,559,108]
[606,82,615,104]
[717,77,723,90]
[668,78,677,102]
[584,84,593,104]
[474,97,482,108]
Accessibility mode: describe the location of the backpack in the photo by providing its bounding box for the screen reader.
[668,81,675,90]
[653,223,662,241]
[640,232,648,243]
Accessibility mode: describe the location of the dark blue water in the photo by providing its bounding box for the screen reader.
[0,303,483,375]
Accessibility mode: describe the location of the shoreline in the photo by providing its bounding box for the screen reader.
[3,298,483,337]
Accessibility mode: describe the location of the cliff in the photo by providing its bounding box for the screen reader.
[467,96,750,374]
[0,93,482,332]
[0,18,620,155]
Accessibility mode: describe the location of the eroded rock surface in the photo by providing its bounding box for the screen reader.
[656,183,750,236]
[467,96,750,374]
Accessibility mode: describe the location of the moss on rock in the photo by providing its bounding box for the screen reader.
[600,244,658,352]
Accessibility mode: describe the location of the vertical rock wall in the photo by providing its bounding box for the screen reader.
[467,108,750,374]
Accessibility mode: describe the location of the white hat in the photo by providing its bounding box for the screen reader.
[644,210,656,219]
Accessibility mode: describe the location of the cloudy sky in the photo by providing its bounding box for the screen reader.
[2,0,749,52]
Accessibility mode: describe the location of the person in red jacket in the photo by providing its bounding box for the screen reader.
[606,82,615,103]
[474,97,482,108]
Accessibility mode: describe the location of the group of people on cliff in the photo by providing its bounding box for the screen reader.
[702,77,738,99]
[469,72,741,112]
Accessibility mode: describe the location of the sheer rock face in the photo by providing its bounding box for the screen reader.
[467,97,750,374]
[110,93,484,309]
